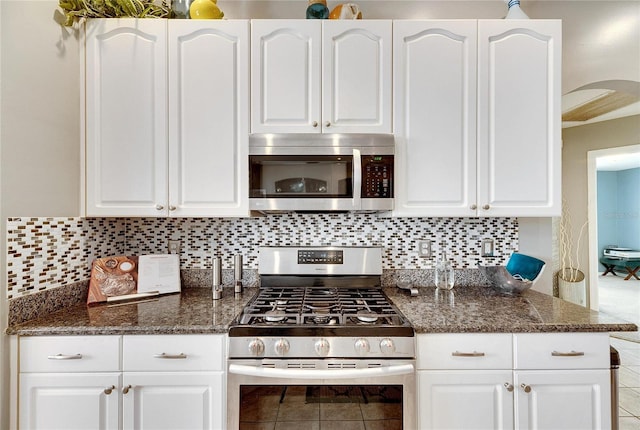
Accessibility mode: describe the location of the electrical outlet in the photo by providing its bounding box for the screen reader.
[481,239,494,257]
[168,240,181,255]
[418,240,431,258]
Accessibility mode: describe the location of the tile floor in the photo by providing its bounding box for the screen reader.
[598,272,640,429]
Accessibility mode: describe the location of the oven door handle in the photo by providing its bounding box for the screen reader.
[228,363,414,379]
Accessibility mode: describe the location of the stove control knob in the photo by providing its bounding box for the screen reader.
[314,338,331,357]
[248,338,265,357]
[380,338,396,355]
[354,338,370,356]
[274,338,290,356]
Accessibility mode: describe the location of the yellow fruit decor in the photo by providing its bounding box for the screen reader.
[58,0,170,27]
[189,0,224,19]
[329,3,362,19]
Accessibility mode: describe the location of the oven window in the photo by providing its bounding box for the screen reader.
[239,385,402,429]
[249,155,353,198]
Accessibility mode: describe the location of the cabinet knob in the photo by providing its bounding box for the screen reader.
[312,121,319,128]
[520,383,532,393]
[482,204,490,210]
[504,383,514,392]
[123,384,132,394]
[470,204,477,210]
[169,205,177,211]
[325,121,331,128]
[104,385,115,395]
[156,204,164,211]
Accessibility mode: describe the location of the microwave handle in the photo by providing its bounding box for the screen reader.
[352,149,362,208]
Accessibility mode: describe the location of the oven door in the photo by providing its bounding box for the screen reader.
[227,359,416,429]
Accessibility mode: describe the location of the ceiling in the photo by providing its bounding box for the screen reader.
[562,81,640,129]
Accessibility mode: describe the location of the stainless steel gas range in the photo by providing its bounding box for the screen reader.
[227,246,416,429]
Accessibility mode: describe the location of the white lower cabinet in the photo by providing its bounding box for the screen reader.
[20,372,120,430]
[417,333,611,430]
[17,334,226,430]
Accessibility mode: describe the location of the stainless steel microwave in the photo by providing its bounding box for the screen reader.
[249,134,394,213]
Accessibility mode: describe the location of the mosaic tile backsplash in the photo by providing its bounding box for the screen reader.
[6,215,518,299]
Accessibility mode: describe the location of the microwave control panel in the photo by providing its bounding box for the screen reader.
[362,155,393,198]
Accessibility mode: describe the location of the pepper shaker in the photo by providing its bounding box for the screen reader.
[234,255,243,294]
[212,257,222,300]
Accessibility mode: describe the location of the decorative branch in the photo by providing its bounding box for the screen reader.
[559,199,588,282]
[58,0,170,27]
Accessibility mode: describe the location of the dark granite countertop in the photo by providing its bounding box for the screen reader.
[384,286,638,333]
[6,285,637,336]
[6,287,256,336]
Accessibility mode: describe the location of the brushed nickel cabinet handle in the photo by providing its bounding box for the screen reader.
[123,384,132,394]
[169,205,177,211]
[521,383,532,393]
[312,121,318,127]
[104,385,115,395]
[155,204,164,211]
[551,350,585,357]
[153,352,187,359]
[47,353,82,360]
[470,204,477,210]
[325,121,331,127]
[482,204,490,210]
[451,351,486,357]
[504,383,514,392]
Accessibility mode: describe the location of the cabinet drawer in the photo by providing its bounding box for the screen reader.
[514,333,610,370]
[123,334,225,371]
[20,336,121,372]
[417,333,512,370]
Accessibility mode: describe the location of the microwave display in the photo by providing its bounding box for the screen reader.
[362,155,393,198]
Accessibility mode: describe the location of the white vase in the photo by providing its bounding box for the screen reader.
[504,0,530,19]
[558,268,586,306]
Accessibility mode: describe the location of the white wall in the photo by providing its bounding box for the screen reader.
[562,115,640,307]
[1,1,81,428]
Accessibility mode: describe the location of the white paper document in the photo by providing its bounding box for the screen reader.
[137,254,181,295]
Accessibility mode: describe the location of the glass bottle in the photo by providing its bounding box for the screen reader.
[435,251,455,290]
[306,0,329,19]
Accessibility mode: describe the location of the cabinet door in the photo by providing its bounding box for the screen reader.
[122,372,224,430]
[393,21,477,216]
[477,20,561,217]
[168,20,249,217]
[418,370,514,430]
[323,20,392,134]
[20,372,120,430]
[251,20,321,133]
[85,19,168,217]
[514,370,610,430]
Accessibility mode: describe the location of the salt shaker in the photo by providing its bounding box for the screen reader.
[212,257,222,300]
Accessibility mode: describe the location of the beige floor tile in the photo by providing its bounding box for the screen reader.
[360,403,402,420]
[619,416,640,430]
[620,388,640,416]
[620,407,634,417]
[621,366,640,388]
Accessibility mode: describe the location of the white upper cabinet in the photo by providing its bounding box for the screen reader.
[477,20,562,217]
[168,20,249,217]
[84,19,249,217]
[393,19,561,217]
[393,20,478,217]
[85,19,168,217]
[251,20,392,134]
